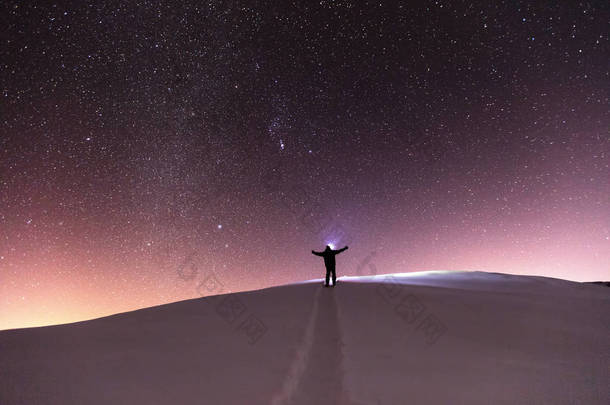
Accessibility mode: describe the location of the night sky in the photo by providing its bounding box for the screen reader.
[1,1,608,330]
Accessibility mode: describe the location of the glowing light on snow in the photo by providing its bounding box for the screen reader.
[339,270,462,283]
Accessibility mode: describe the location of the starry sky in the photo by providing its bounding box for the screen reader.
[1,1,608,330]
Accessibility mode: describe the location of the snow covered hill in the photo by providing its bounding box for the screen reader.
[1,271,608,404]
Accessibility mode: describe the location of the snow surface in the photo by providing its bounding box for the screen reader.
[1,271,608,404]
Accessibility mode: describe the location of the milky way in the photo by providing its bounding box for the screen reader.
[1,1,608,329]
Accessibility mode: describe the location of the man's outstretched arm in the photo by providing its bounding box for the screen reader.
[335,246,349,254]
[312,250,324,256]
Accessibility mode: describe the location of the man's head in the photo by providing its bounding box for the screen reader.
[325,245,332,251]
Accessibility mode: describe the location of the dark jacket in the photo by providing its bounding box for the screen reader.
[312,247,348,268]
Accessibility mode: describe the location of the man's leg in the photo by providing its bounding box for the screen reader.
[325,267,330,286]
[331,267,336,286]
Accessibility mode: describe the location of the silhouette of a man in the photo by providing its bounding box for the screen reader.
[312,245,349,287]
